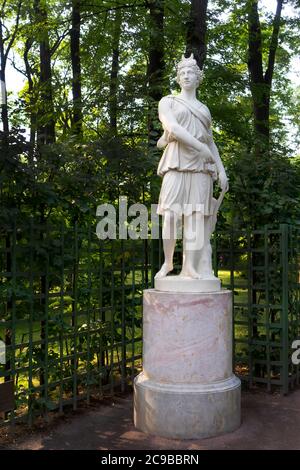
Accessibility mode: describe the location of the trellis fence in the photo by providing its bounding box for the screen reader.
[0,221,299,425]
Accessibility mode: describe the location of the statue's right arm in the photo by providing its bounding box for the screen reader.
[158,98,205,154]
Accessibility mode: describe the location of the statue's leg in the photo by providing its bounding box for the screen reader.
[180,211,203,279]
[155,210,179,279]
[197,216,214,278]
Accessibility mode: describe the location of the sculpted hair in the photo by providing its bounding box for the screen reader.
[176,53,204,86]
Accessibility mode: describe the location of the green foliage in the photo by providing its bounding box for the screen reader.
[0,0,300,420]
[0,0,299,229]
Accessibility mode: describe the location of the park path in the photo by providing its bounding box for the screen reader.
[2,390,300,450]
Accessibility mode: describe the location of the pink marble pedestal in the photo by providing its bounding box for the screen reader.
[134,289,241,439]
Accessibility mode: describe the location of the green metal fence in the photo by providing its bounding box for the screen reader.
[0,221,299,425]
[0,221,150,425]
[213,224,300,394]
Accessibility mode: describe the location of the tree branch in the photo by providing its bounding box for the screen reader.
[50,27,71,56]
[9,53,27,77]
[264,0,283,86]
[23,37,35,88]
[85,1,146,11]
[3,0,22,66]
[0,0,7,17]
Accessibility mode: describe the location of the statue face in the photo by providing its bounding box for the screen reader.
[178,66,198,90]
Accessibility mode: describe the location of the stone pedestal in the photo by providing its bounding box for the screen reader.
[155,275,221,293]
[134,289,241,439]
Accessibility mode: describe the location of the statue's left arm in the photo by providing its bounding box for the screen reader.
[207,129,229,192]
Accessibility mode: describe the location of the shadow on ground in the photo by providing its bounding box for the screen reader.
[2,390,300,450]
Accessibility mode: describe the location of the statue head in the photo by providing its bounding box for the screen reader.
[176,53,204,89]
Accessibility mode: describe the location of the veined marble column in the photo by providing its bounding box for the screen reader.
[134,289,241,439]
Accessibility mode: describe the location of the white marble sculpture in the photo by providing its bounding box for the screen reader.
[155,54,228,285]
[134,56,241,438]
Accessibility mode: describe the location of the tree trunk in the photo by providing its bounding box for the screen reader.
[247,0,283,154]
[109,8,122,134]
[0,19,9,133]
[0,0,22,135]
[23,37,36,151]
[186,0,208,70]
[148,0,165,102]
[34,0,55,145]
[147,0,165,152]
[248,0,269,147]
[147,0,165,282]
[70,0,82,136]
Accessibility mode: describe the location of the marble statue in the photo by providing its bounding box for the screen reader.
[155,54,228,282]
[134,55,241,439]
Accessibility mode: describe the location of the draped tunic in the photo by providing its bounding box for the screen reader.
[157,95,216,217]
[157,95,214,176]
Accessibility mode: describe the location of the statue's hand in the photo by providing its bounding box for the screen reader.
[157,134,168,149]
[219,171,229,192]
[199,142,214,162]
[157,130,176,149]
